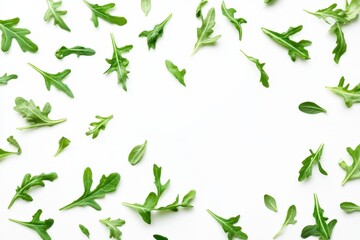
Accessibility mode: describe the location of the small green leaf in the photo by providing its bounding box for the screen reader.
[154,235,168,240]
[44,0,70,31]
[83,0,127,27]
[54,136,71,157]
[0,136,22,160]
[221,1,247,41]
[100,218,125,240]
[55,46,95,59]
[332,22,347,64]
[340,202,360,213]
[264,194,277,212]
[298,102,327,114]
[241,50,269,88]
[141,0,151,16]
[156,190,196,211]
[139,14,172,50]
[0,73,18,85]
[79,224,90,238]
[165,60,186,87]
[339,144,360,185]
[196,0,208,18]
[298,144,327,182]
[273,205,297,239]
[86,115,113,139]
[128,140,147,165]
[327,76,360,108]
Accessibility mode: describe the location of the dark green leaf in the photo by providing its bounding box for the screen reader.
[86,115,113,139]
[273,205,297,239]
[128,140,147,165]
[54,136,71,157]
[165,60,186,86]
[340,202,360,213]
[327,76,360,108]
[0,73,18,85]
[79,224,90,238]
[339,144,360,185]
[298,144,327,182]
[83,0,127,27]
[44,0,70,31]
[264,194,277,212]
[55,46,95,59]
[100,218,125,240]
[139,14,172,50]
[141,0,151,16]
[0,136,22,160]
[154,235,168,240]
[221,1,247,41]
[298,102,327,114]
[241,50,269,88]
[332,22,347,64]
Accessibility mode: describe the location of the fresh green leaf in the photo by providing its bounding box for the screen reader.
[327,76,360,108]
[165,60,186,87]
[298,144,327,182]
[139,14,172,50]
[79,224,90,238]
[264,194,277,212]
[82,0,127,27]
[86,115,113,139]
[28,63,74,98]
[196,0,208,18]
[340,202,360,213]
[123,192,158,224]
[44,0,70,31]
[339,144,360,185]
[241,50,269,88]
[54,136,71,157]
[154,235,168,240]
[8,173,58,209]
[0,73,18,85]
[141,0,151,16]
[298,102,327,114]
[0,136,22,160]
[207,209,248,240]
[55,46,96,59]
[105,33,133,91]
[100,218,125,240]
[0,18,38,53]
[305,4,348,24]
[273,205,297,239]
[221,1,247,41]
[332,22,347,64]
[14,97,66,130]
[128,140,147,165]
[262,25,311,61]
[60,167,120,211]
[156,190,196,211]
[9,209,54,240]
[346,0,360,21]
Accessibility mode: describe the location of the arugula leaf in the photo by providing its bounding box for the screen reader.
[9,209,54,240]
[207,209,248,240]
[156,190,196,211]
[262,26,311,61]
[14,97,66,130]
[141,0,151,16]
[196,0,208,18]
[298,102,327,114]
[165,60,186,86]
[154,235,168,240]
[82,0,127,27]
[60,167,120,211]
[301,194,337,239]
[55,46,96,59]
[241,50,269,88]
[193,8,221,55]
[0,73,18,85]
[44,0,70,32]
[28,63,74,98]
[8,173,58,209]
[0,136,22,160]
[326,77,360,108]
[54,136,71,157]
[79,224,90,238]
[139,14,172,50]
[105,34,133,91]
[273,205,297,239]
[332,22,347,64]
[346,0,360,21]
[100,218,125,240]
[128,140,147,165]
[86,115,113,139]
[0,18,38,53]
[305,4,348,24]
[339,144,360,185]
[298,144,327,182]
[340,202,360,213]
[264,194,277,212]
[221,1,247,41]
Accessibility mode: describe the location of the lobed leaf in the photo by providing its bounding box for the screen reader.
[298,144,327,182]
[139,14,172,50]
[339,144,360,185]
[55,46,95,59]
[83,0,127,27]
[0,73,18,85]
[165,60,186,87]
[241,50,269,88]
[86,115,113,139]
[221,1,247,41]
[44,0,70,31]
[100,218,125,240]
[0,136,22,160]
[327,77,360,108]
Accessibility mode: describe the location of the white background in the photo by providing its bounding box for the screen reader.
[1,0,360,239]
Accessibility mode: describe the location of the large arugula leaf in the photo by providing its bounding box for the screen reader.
[54,136,71,156]
[8,173,58,209]
[141,0,151,16]
[83,0,127,27]
[55,46,95,59]
[165,60,186,87]
[60,167,120,211]
[332,22,347,64]
[139,14,172,50]
[14,97,66,130]
[86,115,113,139]
[100,218,125,240]
[339,144,360,185]
[262,25,311,61]
[44,0,70,31]
[241,50,269,88]
[0,136,22,160]
[28,63,74,98]
[0,18,38,53]
[298,144,328,182]
[221,1,247,41]
[105,34,133,91]
[0,73,18,85]
[326,77,360,108]
[273,205,297,239]
[9,209,54,240]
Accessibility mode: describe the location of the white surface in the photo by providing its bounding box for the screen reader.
[1,0,360,239]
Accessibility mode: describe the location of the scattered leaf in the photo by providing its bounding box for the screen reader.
[55,46,95,59]
[139,14,172,50]
[128,140,147,165]
[298,102,327,114]
[54,137,71,157]
[264,194,277,212]
[273,205,297,239]
[165,60,186,86]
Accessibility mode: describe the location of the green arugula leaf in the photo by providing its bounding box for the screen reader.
[105,33,133,91]
[14,97,66,130]
[207,209,248,240]
[86,115,113,139]
[326,77,360,108]
[262,25,311,61]
[54,136,71,157]
[28,63,74,98]
[156,190,196,211]
[9,209,54,240]
[0,136,22,160]
[55,46,96,59]
[60,167,120,211]
[346,0,360,21]
[298,144,327,182]
[141,0,151,16]
[193,8,221,55]
[79,224,90,238]
[264,194,277,212]
[332,22,347,64]
[139,14,172,50]
[44,0,70,32]
[100,218,125,240]
[298,102,327,114]
[8,173,58,209]
[241,50,269,88]
[154,235,168,240]
[305,4,348,24]
[221,1,247,41]
[128,140,147,165]
[196,0,208,18]
[0,18,38,53]
[273,205,297,239]
[0,73,18,85]
[301,194,337,239]
[340,202,360,213]
[82,0,127,27]
[165,60,186,87]
[339,144,360,185]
